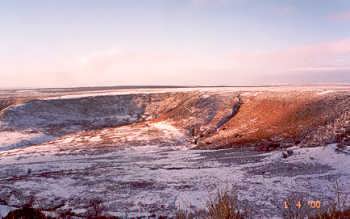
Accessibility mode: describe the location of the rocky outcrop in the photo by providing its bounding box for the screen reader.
[215,95,241,130]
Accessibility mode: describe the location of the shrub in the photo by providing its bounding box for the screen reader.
[4,207,48,219]
[207,190,246,219]
[309,207,350,219]
[175,209,194,219]
[175,188,249,219]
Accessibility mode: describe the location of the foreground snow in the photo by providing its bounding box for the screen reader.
[0,121,349,218]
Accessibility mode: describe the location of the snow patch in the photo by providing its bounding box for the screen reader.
[0,131,53,151]
[152,122,184,138]
[317,90,335,95]
[0,205,14,218]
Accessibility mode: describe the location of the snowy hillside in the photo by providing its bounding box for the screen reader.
[0,86,349,218]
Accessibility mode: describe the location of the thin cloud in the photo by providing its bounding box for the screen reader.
[191,0,231,7]
[287,66,350,72]
[328,11,350,21]
[271,4,296,16]
[77,38,350,83]
[230,38,350,75]
[6,39,350,88]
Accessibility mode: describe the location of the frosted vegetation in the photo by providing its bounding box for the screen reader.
[0,87,349,218]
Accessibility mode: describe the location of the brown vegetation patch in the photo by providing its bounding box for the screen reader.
[195,92,350,149]
[4,207,48,219]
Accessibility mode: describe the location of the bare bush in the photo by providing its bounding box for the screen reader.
[309,207,350,219]
[282,179,350,219]
[87,198,105,218]
[175,209,194,219]
[175,188,249,219]
[310,179,350,219]
[4,207,48,219]
[206,189,246,219]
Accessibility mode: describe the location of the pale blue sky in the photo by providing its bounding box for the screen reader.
[1,0,350,87]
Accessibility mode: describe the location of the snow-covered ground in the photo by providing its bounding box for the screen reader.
[0,131,53,152]
[0,121,349,218]
[45,87,257,100]
[6,85,346,101]
[0,87,350,218]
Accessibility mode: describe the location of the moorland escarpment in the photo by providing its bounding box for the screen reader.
[0,88,349,150]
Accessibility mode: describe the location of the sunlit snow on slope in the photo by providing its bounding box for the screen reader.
[0,131,53,151]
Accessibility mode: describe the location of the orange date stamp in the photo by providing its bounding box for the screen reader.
[284,200,321,209]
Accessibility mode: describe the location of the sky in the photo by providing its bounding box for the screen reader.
[1,0,350,88]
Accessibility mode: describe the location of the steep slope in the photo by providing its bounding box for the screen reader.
[0,98,18,112]
[195,91,350,149]
[0,88,349,150]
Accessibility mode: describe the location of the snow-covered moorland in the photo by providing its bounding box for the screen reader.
[0,86,349,218]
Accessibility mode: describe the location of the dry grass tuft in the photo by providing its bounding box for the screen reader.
[176,188,249,219]
[206,190,246,219]
[175,209,194,219]
[309,207,350,219]
[282,179,350,219]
